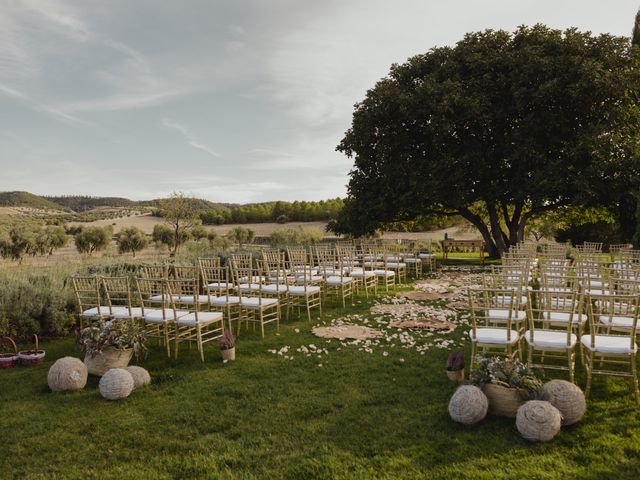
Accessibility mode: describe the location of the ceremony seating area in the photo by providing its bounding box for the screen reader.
[468,242,640,403]
[71,240,437,360]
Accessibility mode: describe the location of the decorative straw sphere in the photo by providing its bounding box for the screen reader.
[47,357,88,392]
[516,401,562,442]
[449,385,489,425]
[99,368,134,400]
[542,380,586,426]
[125,366,151,389]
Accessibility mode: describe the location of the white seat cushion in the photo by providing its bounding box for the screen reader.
[349,270,376,278]
[175,295,210,305]
[150,294,170,303]
[599,315,637,329]
[543,312,588,324]
[418,253,435,259]
[110,306,143,319]
[176,311,223,326]
[494,296,528,306]
[80,306,110,317]
[206,282,232,290]
[209,295,241,306]
[524,330,576,349]
[288,285,322,296]
[404,258,421,263]
[237,283,262,292]
[295,275,324,282]
[326,276,354,286]
[373,269,395,277]
[486,309,527,322]
[386,262,406,268]
[262,284,289,294]
[469,327,519,345]
[240,297,279,308]
[581,334,637,354]
[143,308,189,323]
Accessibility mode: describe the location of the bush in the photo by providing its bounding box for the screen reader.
[555,221,623,249]
[116,226,148,257]
[276,214,289,224]
[0,269,76,339]
[74,226,113,255]
[270,227,324,247]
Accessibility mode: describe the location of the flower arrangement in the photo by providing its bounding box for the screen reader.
[218,330,235,351]
[469,355,545,400]
[78,319,146,359]
[446,351,465,372]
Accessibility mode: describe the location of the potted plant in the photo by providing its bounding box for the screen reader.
[18,335,46,366]
[446,351,465,382]
[469,355,544,418]
[0,337,19,369]
[78,319,145,376]
[218,330,235,361]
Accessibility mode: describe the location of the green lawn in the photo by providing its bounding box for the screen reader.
[1,283,640,479]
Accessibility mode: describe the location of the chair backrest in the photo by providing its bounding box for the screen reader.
[166,277,200,312]
[135,277,169,314]
[586,293,639,349]
[467,287,517,341]
[527,289,578,347]
[198,257,228,294]
[72,276,103,315]
[101,276,134,314]
[141,265,169,279]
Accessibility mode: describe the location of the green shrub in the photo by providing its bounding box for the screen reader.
[270,227,324,247]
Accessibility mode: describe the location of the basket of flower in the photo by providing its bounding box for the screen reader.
[18,335,46,366]
[78,319,146,376]
[0,337,19,369]
[469,356,544,418]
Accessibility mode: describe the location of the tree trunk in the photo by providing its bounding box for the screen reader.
[458,208,500,258]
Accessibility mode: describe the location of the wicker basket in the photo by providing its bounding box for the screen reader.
[483,381,526,418]
[84,347,134,376]
[0,337,18,369]
[18,335,46,366]
[446,368,465,382]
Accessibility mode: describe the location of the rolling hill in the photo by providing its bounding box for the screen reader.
[0,191,69,211]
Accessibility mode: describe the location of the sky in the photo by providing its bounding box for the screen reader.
[1,0,639,203]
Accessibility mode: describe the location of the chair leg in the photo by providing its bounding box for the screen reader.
[260,310,265,338]
[585,351,594,400]
[198,327,204,362]
[631,354,639,405]
[568,349,575,384]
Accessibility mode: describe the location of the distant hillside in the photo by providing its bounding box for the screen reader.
[45,195,137,212]
[145,198,231,212]
[0,191,68,211]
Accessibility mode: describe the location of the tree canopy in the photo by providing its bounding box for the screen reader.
[333,25,640,256]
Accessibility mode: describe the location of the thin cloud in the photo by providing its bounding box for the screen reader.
[162,117,221,158]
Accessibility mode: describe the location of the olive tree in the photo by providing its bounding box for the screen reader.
[157,192,201,256]
[334,25,640,257]
[117,226,148,257]
[74,226,112,256]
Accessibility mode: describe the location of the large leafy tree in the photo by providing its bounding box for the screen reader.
[158,192,201,256]
[334,25,640,257]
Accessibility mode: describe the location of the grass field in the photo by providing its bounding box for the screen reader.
[2,279,640,479]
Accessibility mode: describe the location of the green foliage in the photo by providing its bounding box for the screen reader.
[335,25,640,257]
[78,319,146,358]
[0,269,76,338]
[152,224,177,250]
[190,225,209,241]
[45,195,136,212]
[116,226,148,257]
[199,198,344,225]
[469,355,545,400]
[226,226,255,248]
[269,227,324,247]
[74,226,112,255]
[0,221,68,261]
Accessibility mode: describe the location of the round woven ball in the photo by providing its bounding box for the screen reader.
[99,368,134,400]
[542,380,586,426]
[449,385,489,425]
[125,366,151,389]
[516,400,562,442]
[47,357,88,392]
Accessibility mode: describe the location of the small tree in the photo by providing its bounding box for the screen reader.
[158,192,201,256]
[152,224,175,252]
[226,226,255,248]
[74,226,112,256]
[117,226,148,257]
